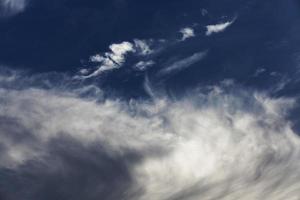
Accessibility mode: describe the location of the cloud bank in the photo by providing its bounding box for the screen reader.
[0,68,300,199]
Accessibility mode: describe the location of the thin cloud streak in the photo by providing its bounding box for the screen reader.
[158,51,207,76]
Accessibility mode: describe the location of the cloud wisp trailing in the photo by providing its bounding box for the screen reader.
[0,68,300,199]
[134,61,155,71]
[206,18,236,36]
[158,51,208,76]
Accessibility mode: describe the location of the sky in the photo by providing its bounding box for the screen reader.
[1,0,300,199]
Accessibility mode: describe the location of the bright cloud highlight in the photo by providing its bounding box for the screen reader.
[206,19,235,36]
[0,69,300,199]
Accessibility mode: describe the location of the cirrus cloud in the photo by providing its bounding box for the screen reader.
[0,68,300,200]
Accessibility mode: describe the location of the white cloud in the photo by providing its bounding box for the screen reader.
[0,0,27,17]
[89,54,105,63]
[180,27,195,41]
[79,68,90,75]
[78,41,135,78]
[0,74,300,199]
[134,61,155,71]
[134,39,153,55]
[206,19,235,36]
[158,51,207,76]
[108,41,135,64]
[77,40,155,79]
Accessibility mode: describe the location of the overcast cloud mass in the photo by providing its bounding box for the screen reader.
[0,68,299,200]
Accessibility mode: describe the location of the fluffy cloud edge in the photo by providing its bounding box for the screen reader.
[180,27,195,41]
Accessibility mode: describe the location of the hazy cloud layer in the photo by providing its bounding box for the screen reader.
[0,69,300,199]
[0,0,27,17]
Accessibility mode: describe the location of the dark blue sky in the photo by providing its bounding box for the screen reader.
[0,1,298,70]
[1,0,300,99]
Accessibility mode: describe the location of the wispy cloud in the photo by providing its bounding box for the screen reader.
[134,39,153,55]
[0,0,27,17]
[253,68,266,77]
[180,27,195,41]
[0,69,300,199]
[201,8,208,16]
[158,51,207,76]
[134,61,155,71]
[206,18,236,36]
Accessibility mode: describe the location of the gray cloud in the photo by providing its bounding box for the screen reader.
[0,69,300,199]
[134,61,155,71]
[0,0,27,17]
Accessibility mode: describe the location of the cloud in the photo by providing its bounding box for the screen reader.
[77,40,154,79]
[0,0,27,17]
[134,61,155,71]
[180,27,195,41]
[134,39,153,55]
[201,8,208,16]
[158,51,207,76]
[108,42,135,63]
[206,19,235,36]
[1,69,300,199]
[253,68,266,77]
[78,41,135,78]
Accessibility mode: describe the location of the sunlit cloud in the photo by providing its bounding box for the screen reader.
[206,18,236,36]
[77,39,155,79]
[86,41,135,77]
[0,68,300,199]
[180,27,195,41]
